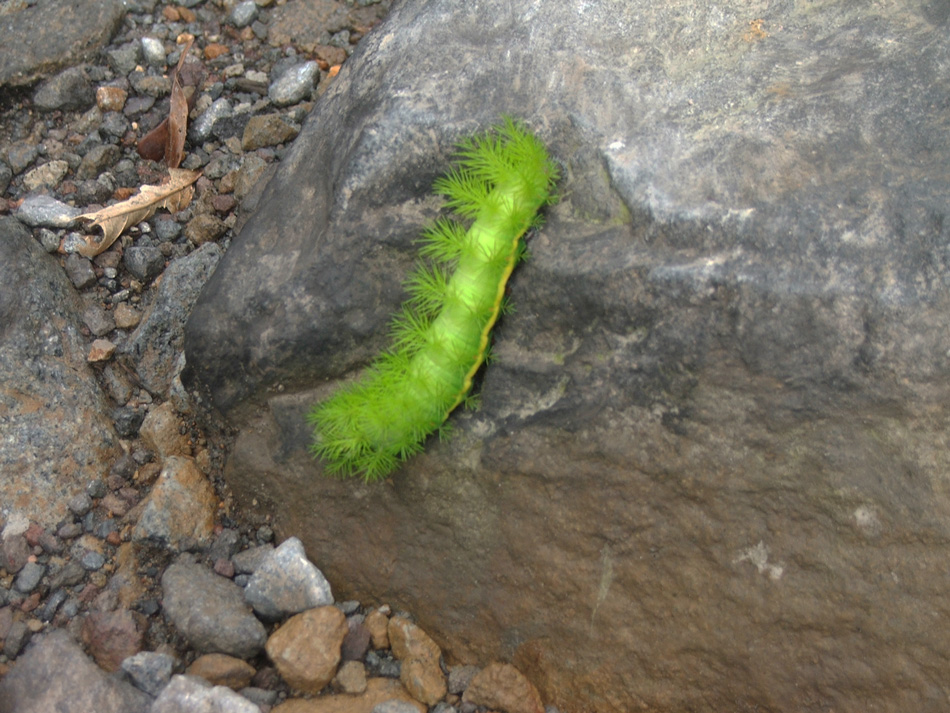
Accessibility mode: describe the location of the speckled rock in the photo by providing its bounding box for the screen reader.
[244,537,333,621]
[161,556,267,659]
[0,0,126,87]
[387,616,446,706]
[132,456,216,548]
[265,606,346,694]
[184,2,950,712]
[0,630,150,713]
[462,663,543,713]
[0,217,120,530]
[272,678,425,713]
[150,675,261,713]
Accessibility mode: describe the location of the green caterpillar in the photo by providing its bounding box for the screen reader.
[309,117,559,481]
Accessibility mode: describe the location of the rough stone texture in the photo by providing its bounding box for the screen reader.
[265,605,346,694]
[271,678,424,713]
[462,663,543,713]
[161,556,267,659]
[0,0,127,87]
[0,630,150,713]
[184,2,950,712]
[0,216,121,530]
[186,653,256,690]
[80,608,144,673]
[387,616,446,706]
[150,675,261,713]
[121,242,221,397]
[132,456,216,548]
[244,536,334,621]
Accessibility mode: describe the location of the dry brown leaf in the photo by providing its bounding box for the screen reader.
[73,168,200,257]
[165,36,193,169]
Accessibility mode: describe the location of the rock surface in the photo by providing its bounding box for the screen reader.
[0,0,126,87]
[183,1,950,712]
[0,216,121,530]
[0,630,150,713]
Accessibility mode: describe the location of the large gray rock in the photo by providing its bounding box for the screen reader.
[0,630,150,713]
[0,0,126,87]
[0,217,121,530]
[184,2,950,711]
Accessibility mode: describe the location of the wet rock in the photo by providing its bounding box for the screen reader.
[244,537,333,621]
[32,65,94,112]
[121,650,176,697]
[190,98,233,143]
[265,606,346,693]
[0,217,120,530]
[96,86,128,112]
[161,556,267,659]
[150,675,261,713]
[77,144,121,180]
[0,630,150,713]
[387,616,446,706]
[133,456,216,548]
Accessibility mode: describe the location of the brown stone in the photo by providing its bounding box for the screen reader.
[272,677,424,713]
[139,401,190,459]
[87,338,116,362]
[331,660,367,694]
[363,609,389,650]
[266,606,346,693]
[388,616,446,705]
[462,663,543,713]
[131,456,216,548]
[80,609,143,673]
[95,86,127,112]
[187,653,256,689]
[113,303,141,330]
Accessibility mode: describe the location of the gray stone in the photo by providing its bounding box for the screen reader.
[0,161,11,193]
[64,253,97,289]
[0,217,120,530]
[121,243,222,396]
[182,2,950,712]
[161,556,267,659]
[189,97,232,144]
[244,537,333,621]
[13,562,45,593]
[140,37,166,68]
[267,61,319,106]
[123,245,165,282]
[15,194,81,228]
[230,1,259,29]
[32,65,94,112]
[0,0,126,88]
[83,304,116,337]
[151,675,261,713]
[77,144,121,180]
[230,544,273,575]
[120,650,176,697]
[372,703,420,713]
[22,160,69,191]
[107,42,143,77]
[0,630,150,713]
[4,143,38,175]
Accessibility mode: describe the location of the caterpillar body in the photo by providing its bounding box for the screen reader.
[309,117,559,481]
